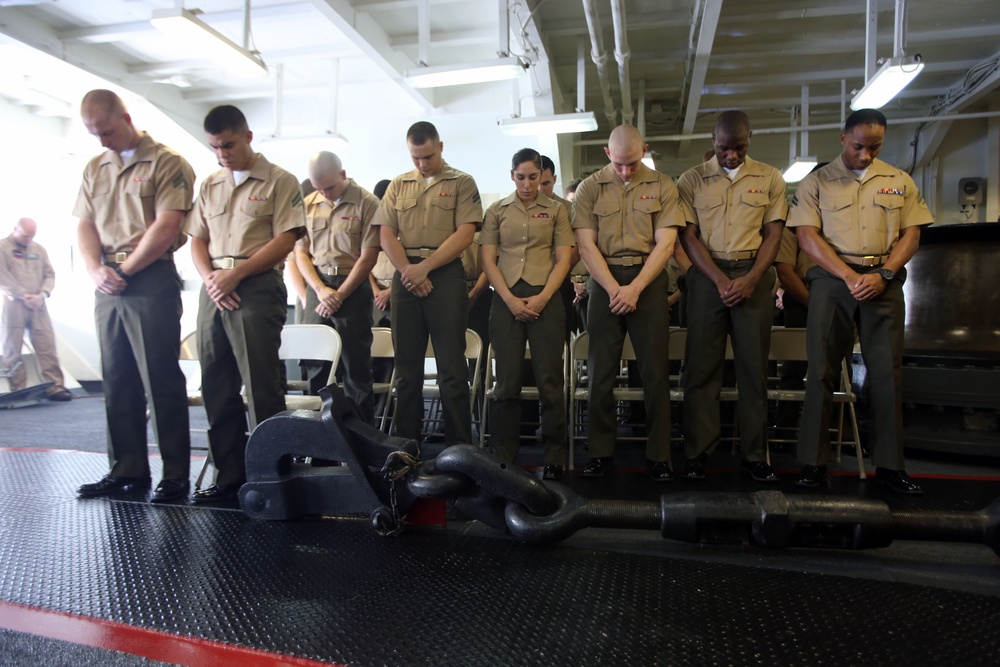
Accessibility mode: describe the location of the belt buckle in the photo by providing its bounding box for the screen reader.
[419,248,431,258]
[622,256,636,267]
[861,256,877,267]
[113,251,128,263]
[219,257,236,270]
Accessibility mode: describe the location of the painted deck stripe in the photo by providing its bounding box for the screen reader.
[0,601,345,667]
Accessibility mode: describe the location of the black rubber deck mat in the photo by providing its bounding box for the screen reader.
[2,449,999,666]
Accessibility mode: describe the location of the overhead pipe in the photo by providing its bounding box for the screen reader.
[575,109,1000,145]
[581,0,618,127]
[610,0,633,126]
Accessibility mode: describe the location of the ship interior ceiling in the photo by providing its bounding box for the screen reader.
[1,0,1000,666]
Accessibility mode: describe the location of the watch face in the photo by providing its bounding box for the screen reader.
[879,269,894,281]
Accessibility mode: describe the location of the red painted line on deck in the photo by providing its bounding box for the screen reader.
[0,601,345,667]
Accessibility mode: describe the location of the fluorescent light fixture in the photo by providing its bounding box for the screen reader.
[850,55,924,110]
[782,157,818,183]
[151,8,268,79]
[642,151,655,170]
[257,132,350,154]
[498,112,599,137]
[405,56,526,88]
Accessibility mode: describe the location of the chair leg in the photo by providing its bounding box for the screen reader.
[195,451,213,491]
[847,401,866,479]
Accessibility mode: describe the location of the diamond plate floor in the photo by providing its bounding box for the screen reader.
[1,449,999,666]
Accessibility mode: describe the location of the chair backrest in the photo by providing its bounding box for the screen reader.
[279,324,343,386]
[371,327,394,360]
[179,331,198,361]
[768,327,808,362]
[424,328,483,361]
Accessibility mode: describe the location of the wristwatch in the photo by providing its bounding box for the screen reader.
[878,268,895,282]
[113,265,130,282]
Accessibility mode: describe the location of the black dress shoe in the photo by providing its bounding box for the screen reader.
[649,461,674,483]
[191,482,242,504]
[795,464,827,488]
[78,475,151,497]
[151,479,190,503]
[742,459,779,483]
[47,389,73,402]
[873,468,924,495]
[683,455,706,480]
[542,464,564,481]
[580,457,613,477]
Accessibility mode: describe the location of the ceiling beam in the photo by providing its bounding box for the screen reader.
[678,0,723,155]
[59,2,315,43]
[306,0,434,112]
[912,52,1000,169]
[391,28,494,49]
[0,6,206,137]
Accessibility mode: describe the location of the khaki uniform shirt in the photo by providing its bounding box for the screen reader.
[0,237,54,299]
[480,192,575,288]
[775,227,814,280]
[677,155,788,252]
[73,132,194,253]
[372,251,396,287]
[373,164,482,249]
[572,162,685,257]
[302,180,380,271]
[786,157,934,255]
[186,154,306,268]
[461,233,483,282]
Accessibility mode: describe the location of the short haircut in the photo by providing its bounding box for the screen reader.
[845,109,887,131]
[300,178,316,197]
[565,178,583,194]
[539,155,556,175]
[406,121,439,146]
[81,89,126,117]
[204,105,249,135]
[511,148,541,172]
[373,179,391,200]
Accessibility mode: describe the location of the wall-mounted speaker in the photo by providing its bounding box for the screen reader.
[959,177,985,206]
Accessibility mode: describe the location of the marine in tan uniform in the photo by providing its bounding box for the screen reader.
[480,149,575,479]
[677,110,787,482]
[787,109,933,494]
[573,125,684,480]
[0,218,71,400]
[73,90,195,503]
[295,151,380,423]
[186,105,306,502]
[373,121,482,446]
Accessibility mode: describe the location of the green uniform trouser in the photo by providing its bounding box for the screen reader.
[586,266,672,462]
[2,300,64,393]
[197,270,287,486]
[488,280,567,466]
[390,258,471,445]
[301,274,375,424]
[798,265,906,470]
[683,259,775,462]
[95,261,190,480]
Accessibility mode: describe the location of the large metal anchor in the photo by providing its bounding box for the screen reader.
[241,385,1000,557]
